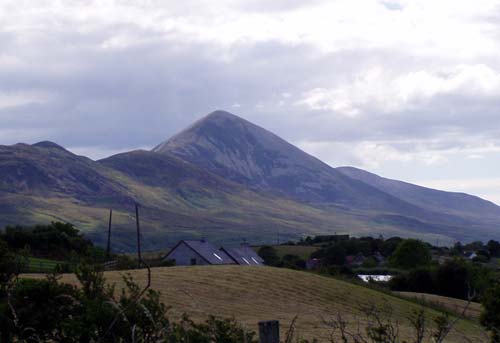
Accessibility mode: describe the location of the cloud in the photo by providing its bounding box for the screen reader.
[0,91,55,109]
[297,64,500,116]
[0,0,500,201]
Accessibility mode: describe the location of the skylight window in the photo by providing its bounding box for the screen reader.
[242,257,251,265]
[251,257,259,264]
[213,253,223,261]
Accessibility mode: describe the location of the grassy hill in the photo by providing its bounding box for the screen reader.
[396,292,483,321]
[25,266,484,341]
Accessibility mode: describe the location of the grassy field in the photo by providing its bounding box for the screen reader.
[396,292,483,321]
[24,266,485,341]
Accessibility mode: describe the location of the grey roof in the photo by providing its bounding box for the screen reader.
[180,240,235,265]
[221,245,264,265]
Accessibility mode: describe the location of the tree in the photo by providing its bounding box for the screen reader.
[389,267,435,294]
[451,241,464,256]
[481,284,500,343]
[257,246,280,266]
[282,254,306,270]
[381,237,403,257]
[389,239,431,269]
[361,256,378,268]
[435,259,469,299]
[321,245,347,266]
[487,240,500,258]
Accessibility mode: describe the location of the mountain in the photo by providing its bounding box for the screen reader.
[0,142,380,250]
[0,141,133,202]
[153,110,500,241]
[153,111,426,212]
[1,110,500,249]
[337,166,500,222]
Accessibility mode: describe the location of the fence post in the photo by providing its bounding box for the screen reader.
[259,320,279,343]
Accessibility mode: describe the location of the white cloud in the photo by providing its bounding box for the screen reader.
[0,91,55,109]
[297,64,500,115]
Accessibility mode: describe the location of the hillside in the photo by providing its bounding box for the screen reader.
[396,292,483,321]
[153,111,432,213]
[151,110,500,242]
[337,166,500,221]
[0,142,390,250]
[25,266,484,341]
[2,110,500,247]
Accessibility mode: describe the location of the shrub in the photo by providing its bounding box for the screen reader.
[390,239,431,269]
[258,246,280,266]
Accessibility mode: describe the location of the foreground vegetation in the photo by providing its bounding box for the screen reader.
[21,265,486,342]
[3,223,500,341]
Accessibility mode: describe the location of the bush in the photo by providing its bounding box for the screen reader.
[282,254,306,270]
[258,246,280,266]
[481,284,500,343]
[361,256,378,268]
[390,239,431,269]
[0,222,104,261]
[312,244,346,266]
[389,267,435,294]
[0,261,258,342]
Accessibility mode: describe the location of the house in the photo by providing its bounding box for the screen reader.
[346,253,365,266]
[164,240,235,266]
[372,251,385,264]
[465,251,478,260]
[220,244,264,266]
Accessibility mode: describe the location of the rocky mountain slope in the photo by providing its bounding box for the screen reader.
[1,110,500,249]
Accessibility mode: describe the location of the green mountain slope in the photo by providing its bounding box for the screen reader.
[1,110,500,248]
[0,142,396,250]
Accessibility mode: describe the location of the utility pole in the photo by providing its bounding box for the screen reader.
[135,203,142,267]
[106,209,113,258]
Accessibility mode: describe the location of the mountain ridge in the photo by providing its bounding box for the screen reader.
[1,110,500,249]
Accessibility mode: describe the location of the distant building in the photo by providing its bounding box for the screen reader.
[464,251,478,260]
[164,240,235,266]
[346,253,365,266]
[372,251,385,264]
[220,244,264,266]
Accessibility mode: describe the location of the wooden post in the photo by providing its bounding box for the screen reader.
[259,320,279,343]
[135,203,142,267]
[106,209,112,258]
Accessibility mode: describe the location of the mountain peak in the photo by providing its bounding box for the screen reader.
[186,109,251,131]
[152,110,253,153]
[205,109,241,120]
[32,141,67,151]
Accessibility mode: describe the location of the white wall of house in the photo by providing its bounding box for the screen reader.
[166,243,209,266]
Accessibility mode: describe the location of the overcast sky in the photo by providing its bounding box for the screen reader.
[1,0,500,204]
